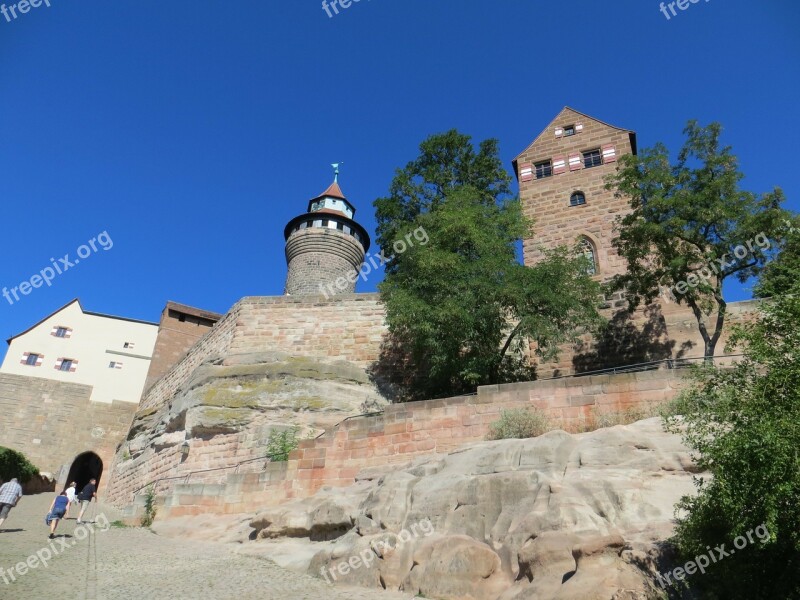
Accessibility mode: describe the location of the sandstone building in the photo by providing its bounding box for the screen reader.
[513,107,636,280]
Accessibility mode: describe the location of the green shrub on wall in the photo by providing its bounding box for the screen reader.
[0,446,40,483]
[487,408,550,440]
[265,426,301,462]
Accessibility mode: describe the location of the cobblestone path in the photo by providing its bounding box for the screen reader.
[0,494,415,600]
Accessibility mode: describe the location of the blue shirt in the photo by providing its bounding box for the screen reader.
[53,495,69,512]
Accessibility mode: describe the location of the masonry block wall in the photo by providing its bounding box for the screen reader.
[0,373,137,493]
[125,368,687,519]
[138,294,387,414]
[514,107,636,281]
[143,302,222,393]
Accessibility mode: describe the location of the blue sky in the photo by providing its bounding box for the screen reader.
[1,0,798,362]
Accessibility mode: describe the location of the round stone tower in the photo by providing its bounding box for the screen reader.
[283,175,370,296]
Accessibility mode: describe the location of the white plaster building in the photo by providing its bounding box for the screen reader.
[1,299,158,404]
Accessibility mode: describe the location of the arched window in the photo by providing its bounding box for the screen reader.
[578,237,598,275]
[570,192,586,206]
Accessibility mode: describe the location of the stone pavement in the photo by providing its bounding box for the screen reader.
[0,493,416,600]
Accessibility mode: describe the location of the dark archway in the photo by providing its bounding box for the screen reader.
[65,452,103,493]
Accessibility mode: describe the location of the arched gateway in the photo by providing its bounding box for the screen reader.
[65,451,103,492]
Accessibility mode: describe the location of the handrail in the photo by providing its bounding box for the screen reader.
[129,353,744,502]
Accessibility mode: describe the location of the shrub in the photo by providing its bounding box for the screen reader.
[265,426,301,461]
[140,485,157,528]
[0,446,39,483]
[487,408,550,440]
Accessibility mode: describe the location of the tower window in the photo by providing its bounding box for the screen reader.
[59,359,74,372]
[583,149,602,169]
[578,237,598,276]
[55,327,68,338]
[26,353,40,366]
[563,125,575,137]
[570,192,586,207]
[321,219,329,227]
[535,160,552,179]
[336,222,344,231]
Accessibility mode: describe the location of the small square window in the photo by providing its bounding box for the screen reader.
[59,360,74,372]
[563,125,575,137]
[583,149,602,169]
[55,327,68,338]
[535,161,553,179]
[123,342,135,349]
[26,353,40,366]
[109,361,121,369]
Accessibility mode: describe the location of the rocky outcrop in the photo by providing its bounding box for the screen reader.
[124,351,386,459]
[244,418,697,600]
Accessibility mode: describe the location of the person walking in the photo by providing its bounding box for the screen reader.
[0,478,23,530]
[45,490,70,539]
[64,481,77,517]
[76,478,97,524]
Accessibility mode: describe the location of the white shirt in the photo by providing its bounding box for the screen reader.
[65,486,76,502]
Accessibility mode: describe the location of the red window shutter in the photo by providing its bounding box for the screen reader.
[50,327,58,336]
[55,359,63,370]
[555,127,564,138]
[568,153,582,171]
[575,122,584,133]
[519,163,533,182]
[20,352,29,365]
[35,355,44,366]
[64,329,73,339]
[602,144,617,163]
[553,155,567,175]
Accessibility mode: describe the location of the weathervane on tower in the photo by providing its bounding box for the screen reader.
[332,162,342,183]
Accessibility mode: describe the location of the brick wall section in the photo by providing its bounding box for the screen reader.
[143,303,221,393]
[515,107,635,280]
[118,368,688,518]
[0,373,136,494]
[139,294,387,412]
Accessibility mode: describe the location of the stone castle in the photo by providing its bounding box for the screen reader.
[1,107,756,511]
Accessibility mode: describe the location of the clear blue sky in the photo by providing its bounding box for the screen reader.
[1,0,798,362]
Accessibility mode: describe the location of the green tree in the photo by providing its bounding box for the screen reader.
[754,216,800,298]
[663,285,800,599]
[606,121,788,359]
[0,446,39,483]
[374,130,603,401]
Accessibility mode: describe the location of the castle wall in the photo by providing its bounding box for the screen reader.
[138,294,387,413]
[115,368,688,518]
[0,373,136,493]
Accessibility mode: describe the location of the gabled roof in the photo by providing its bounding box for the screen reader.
[6,298,158,345]
[512,106,637,167]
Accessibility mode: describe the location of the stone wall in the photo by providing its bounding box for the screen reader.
[143,302,221,393]
[139,294,386,412]
[112,368,688,516]
[0,373,137,494]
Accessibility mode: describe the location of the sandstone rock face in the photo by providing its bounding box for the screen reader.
[110,352,387,503]
[247,418,698,600]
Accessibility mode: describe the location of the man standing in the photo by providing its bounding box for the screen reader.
[0,478,23,529]
[76,478,97,524]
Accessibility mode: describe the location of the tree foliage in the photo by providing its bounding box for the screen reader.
[374,130,603,401]
[754,216,800,298]
[0,446,39,483]
[606,121,789,358]
[663,287,800,599]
